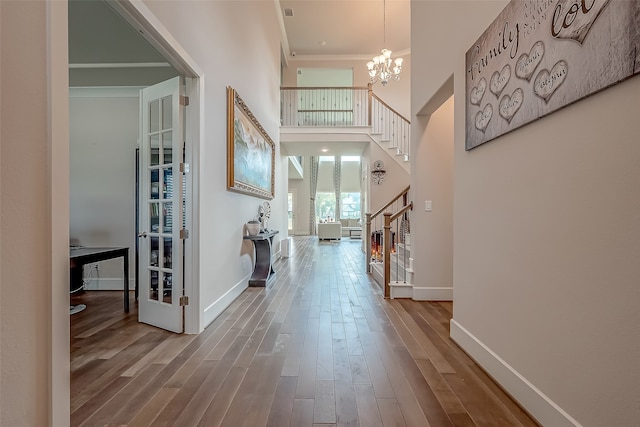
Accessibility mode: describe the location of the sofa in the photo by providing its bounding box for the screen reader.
[340,218,362,238]
[318,222,342,240]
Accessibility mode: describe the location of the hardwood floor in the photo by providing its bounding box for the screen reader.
[71,236,538,427]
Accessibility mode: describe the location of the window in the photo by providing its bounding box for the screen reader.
[341,192,361,219]
[316,192,336,222]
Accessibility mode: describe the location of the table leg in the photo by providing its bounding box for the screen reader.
[123,249,130,312]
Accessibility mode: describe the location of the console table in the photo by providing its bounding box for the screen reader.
[70,246,130,312]
[243,230,279,287]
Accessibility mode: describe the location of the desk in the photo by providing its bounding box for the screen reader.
[243,230,279,287]
[70,247,130,312]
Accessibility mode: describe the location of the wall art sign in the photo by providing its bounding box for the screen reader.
[227,87,275,199]
[465,0,640,150]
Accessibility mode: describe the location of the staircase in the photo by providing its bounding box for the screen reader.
[365,185,414,298]
[370,93,411,171]
[370,236,414,298]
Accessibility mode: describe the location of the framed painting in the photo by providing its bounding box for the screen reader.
[227,86,275,199]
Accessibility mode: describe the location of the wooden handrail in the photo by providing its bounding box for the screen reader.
[280,86,370,91]
[371,92,411,125]
[390,202,413,222]
[297,109,353,113]
[371,185,410,219]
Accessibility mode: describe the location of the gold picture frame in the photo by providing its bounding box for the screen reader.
[226,86,275,199]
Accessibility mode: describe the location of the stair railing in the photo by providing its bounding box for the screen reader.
[365,185,412,297]
[370,87,411,160]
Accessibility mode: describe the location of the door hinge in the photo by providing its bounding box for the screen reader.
[180,229,190,239]
[179,295,189,306]
[180,162,190,173]
[180,95,189,106]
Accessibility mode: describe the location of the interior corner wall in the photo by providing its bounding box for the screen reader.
[412,1,640,425]
[411,96,454,299]
[69,93,139,288]
[142,1,284,331]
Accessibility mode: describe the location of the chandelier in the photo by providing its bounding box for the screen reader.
[366,0,403,86]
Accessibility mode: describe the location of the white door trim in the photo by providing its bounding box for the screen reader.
[110,0,203,334]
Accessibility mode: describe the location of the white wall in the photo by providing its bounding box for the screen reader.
[365,140,410,214]
[141,0,285,330]
[69,91,139,289]
[412,1,640,425]
[1,0,70,425]
[411,96,454,299]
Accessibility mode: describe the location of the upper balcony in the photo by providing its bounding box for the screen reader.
[280,85,411,163]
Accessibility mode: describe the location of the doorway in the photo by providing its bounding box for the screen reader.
[68,0,201,333]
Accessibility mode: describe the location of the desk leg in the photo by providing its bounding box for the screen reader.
[123,249,130,312]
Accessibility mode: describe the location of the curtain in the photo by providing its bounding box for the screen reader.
[309,156,320,235]
[334,156,341,221]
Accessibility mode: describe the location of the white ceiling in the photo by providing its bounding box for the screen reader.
[278,0,411,58]
[69,0,410,67]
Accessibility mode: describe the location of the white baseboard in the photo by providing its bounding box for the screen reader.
[83,278,133,291]
[202,275,249,329]
[450,320,581,427]
[412,286,453,301]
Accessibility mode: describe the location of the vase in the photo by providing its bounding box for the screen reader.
[246,222,261,236]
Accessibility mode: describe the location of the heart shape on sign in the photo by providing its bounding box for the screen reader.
[475,103,493,133]
[552,0,611,44]
[534,60,568,102]
[470,78,487,106]
[516,41,544,81]
[490,65,511,98]
[499,88,524,124]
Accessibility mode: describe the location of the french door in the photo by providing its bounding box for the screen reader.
[138,76,185,333]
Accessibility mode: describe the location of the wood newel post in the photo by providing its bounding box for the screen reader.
[367,83,373,126]
[383,212,392,298]
[365,213,372,273]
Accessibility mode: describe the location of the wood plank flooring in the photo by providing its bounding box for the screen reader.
[71,236,538,426]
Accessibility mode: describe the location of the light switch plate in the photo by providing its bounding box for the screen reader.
[425,201,432,212]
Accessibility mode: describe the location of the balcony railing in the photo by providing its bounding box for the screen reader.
[281,86,370,127]
[280,85,411,161]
